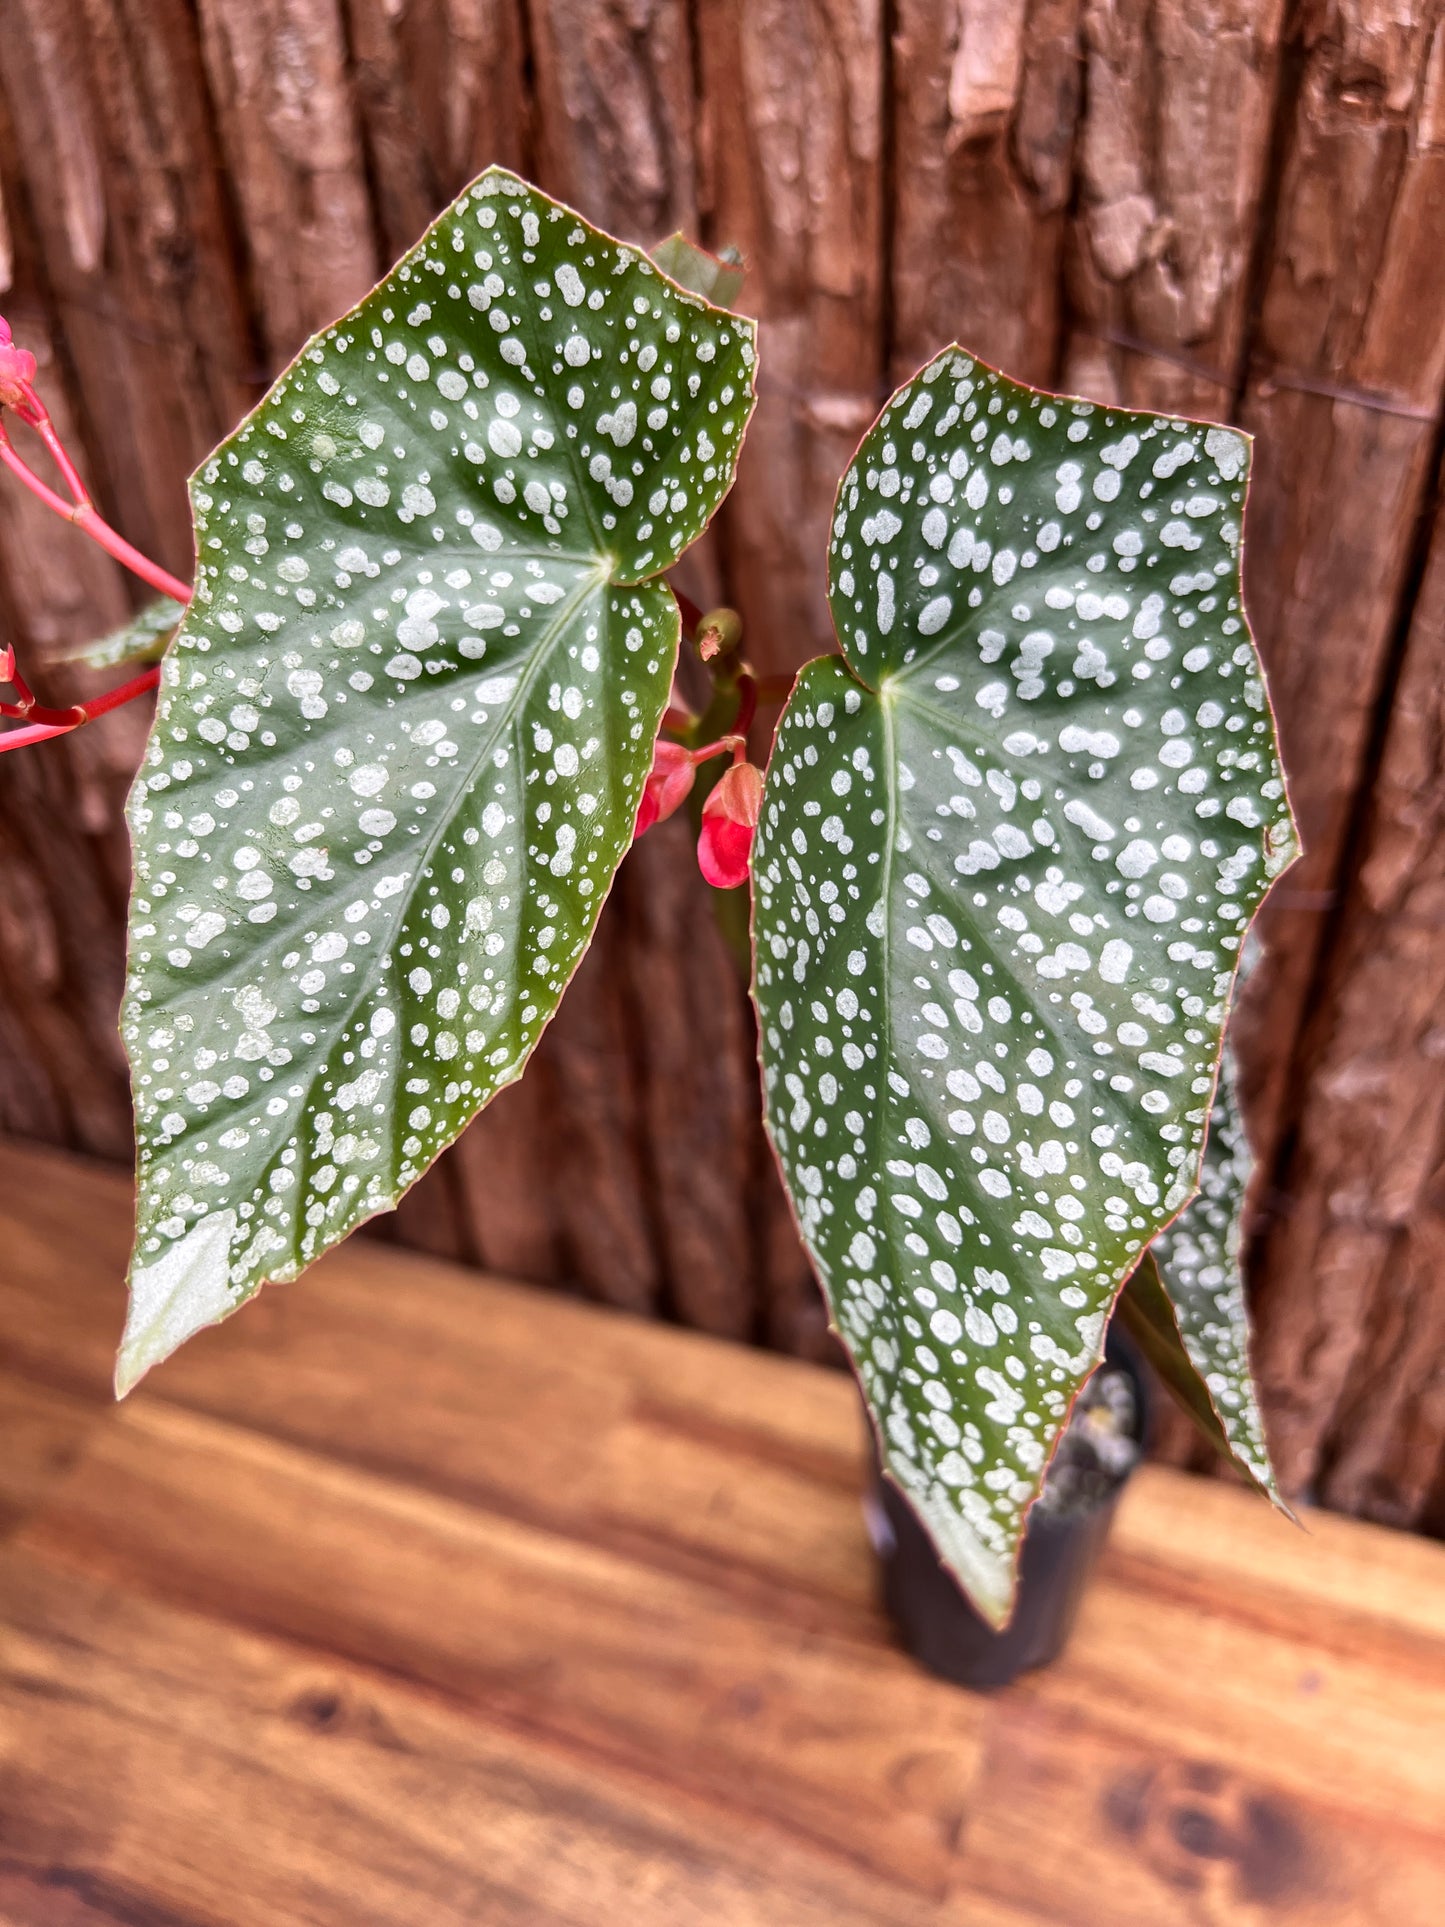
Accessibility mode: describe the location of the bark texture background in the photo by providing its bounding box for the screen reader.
[2,0,1444,1532]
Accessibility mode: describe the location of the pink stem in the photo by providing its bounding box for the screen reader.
[0,717,79,752]
[733,670,758,740]
[0,647,37,711]
[687,732,746,768]
[0,351,191,754]
[70,505,192,605]
[32,409,90,506]
[0,662,162,753]
[0,424,191,605]
[0,432,75,520]
[76,662,164,720]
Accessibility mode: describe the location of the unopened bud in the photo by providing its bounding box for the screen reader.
[697,759,763,889]
[0,316,38,409]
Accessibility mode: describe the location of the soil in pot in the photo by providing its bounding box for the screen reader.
[864,1336,1148,1689]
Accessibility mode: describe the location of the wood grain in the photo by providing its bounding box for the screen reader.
[696,0,887,673]
[343,0,528,260]
[890,0,1082,389]
[1230,0,1445,1171]
[0,0,257,577]
[1251,461,1445,1510]
[0,23,235,1156]
[194,0,379,365]
[1061,0,1286,416]
[2,1140,1444,1925]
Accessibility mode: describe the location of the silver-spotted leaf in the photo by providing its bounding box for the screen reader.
[753,349,1295,1624]
[120,169,755,1392]
[1123,1045,1283,1503]
[72,595,186,669]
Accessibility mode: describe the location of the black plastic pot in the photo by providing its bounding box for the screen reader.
[864,1333,1149,1689]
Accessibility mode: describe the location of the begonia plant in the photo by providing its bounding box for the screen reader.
[0,172,1296,1626]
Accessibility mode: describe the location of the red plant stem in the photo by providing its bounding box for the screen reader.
[733,670,757,739]
[0,662,163,752]
[0,431,76,520]
[0,719,78,751]
[69,505,192,605]
[1,649,37,711]
[32,409,89,505]
[687,732,746,768]
[0,374,192,752]
[73,662,164,720]
[0,429,191,604]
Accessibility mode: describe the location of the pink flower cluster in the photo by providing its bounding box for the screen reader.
[636,739,763,890]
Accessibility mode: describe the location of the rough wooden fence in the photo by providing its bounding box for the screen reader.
[1,0,1443,1537]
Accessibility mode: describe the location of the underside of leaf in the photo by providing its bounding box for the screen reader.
[650,233,746,309]
[120,170,755,1391]
[753,349,1295,1625]
[72,595,186,670]
[1124,1044,1285,1505]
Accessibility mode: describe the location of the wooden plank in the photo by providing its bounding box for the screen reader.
[525,903,666,1316]
[695,0,887,674]
[610,820,762,1339]
[0,0,256,577]
[0,1141,135,1397]
[193,0,379,365]
[1061,0,1287,416]
[526,0,699,240]
[959,1690,1445,1925]
[341,0,528,260]
[0,1550,932,1927]
[1249,464,1445,1510]
[0,82,162,1161]
[1229,1,1445,1188]
[891,0,1082,389]
[14,1407,1442,1924]
[445,1071,565,1279]
[18,1398,989,1898]
[0,1139,869,1610]
[3,1143,1445,1923]
[0,1371,109,1538]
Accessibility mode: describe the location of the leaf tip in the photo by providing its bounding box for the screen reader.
[885,1463,1018,1631]
[116,1208,240,1398]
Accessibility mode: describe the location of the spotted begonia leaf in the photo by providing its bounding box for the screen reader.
[73,595,186,669]
[753,349,1295,1624]
[1121,1044,1284,1504]
[119,170,755,1393]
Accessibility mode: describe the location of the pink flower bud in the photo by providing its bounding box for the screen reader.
[0,317,37,407]
[697,760,763,889]
[635,738,695,836]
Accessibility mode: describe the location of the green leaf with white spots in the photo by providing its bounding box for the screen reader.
[752,348,1295,1626]
[70,595,186,669]
[119,169,755,1394]
[1121,1045,1285,1505]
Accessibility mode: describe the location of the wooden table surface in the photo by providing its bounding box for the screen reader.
[2,1140,1443,1926]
